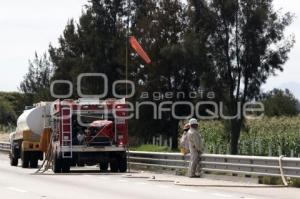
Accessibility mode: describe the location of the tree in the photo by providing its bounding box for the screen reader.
[0,97,16,126]
[130,0,208,149]
[49,0,127,98]
[0,92,31,119]
[19,53,53,102]
[190,0,295,154]
[262,89,299,117]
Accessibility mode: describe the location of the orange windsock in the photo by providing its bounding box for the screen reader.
[129,36,151,64]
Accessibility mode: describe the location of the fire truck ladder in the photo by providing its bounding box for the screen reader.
[61,107,72,158]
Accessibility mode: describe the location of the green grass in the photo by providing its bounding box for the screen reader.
[288,178,300,187]
[130,144,174,152]
[258,176,284,185]
[258,176,300,187]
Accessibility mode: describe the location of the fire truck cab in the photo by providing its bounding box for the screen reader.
[51,98,128,173]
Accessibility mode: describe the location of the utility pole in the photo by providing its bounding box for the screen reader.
[125,0,131,97]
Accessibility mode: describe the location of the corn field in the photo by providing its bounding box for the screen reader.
[200,117,300,157]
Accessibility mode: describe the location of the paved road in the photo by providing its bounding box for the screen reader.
[0,152,299,199]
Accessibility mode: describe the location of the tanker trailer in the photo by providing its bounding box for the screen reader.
[9,102,51,168]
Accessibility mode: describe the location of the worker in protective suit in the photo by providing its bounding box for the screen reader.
[187,118,204,178]
[180,123,190,155]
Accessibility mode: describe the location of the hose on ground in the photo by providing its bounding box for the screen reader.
[35,134,54,174]
[278,155,288,186]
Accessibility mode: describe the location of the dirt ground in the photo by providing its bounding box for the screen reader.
[0,132,9,142]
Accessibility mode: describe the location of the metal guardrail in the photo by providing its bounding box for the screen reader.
[0,142,10,152]
[1,142,299,182]
[128,151,300,183]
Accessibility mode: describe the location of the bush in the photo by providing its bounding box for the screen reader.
[0,98,17,126]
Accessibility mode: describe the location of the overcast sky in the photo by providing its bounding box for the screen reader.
[0,0,299,97]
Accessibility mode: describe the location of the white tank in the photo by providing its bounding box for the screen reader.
[16,102,52,139]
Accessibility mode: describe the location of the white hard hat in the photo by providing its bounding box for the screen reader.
[189,118,198,125]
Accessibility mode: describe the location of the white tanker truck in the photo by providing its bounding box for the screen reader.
[9,102,51,168]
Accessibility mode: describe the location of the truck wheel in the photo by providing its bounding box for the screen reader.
[9,142,19,166]
[118,156,127,173]
[61,160,70,173]
[110,160,118,172]
[52,154,62,173]
[9,152,18,166]
[21,151,29,168]
[77,161,84,167]
[100,162,108,171]
[30,159,38,168]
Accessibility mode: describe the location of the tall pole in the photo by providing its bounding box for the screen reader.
[125,0,131,172]
[125,0,131,98]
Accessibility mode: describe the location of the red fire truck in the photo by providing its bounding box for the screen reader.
[50,98,128,173]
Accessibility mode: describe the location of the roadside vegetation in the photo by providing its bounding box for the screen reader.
[0,131,10,142]
[201,117,300,156]
[132,116,300,157]
[0,125,15,142]
[130,144,172,153]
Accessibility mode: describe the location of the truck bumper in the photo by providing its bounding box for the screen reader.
[22,141,41,151]
[59,145,127,153]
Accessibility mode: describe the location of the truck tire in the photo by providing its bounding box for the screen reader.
[30,158,38,168]
[52,154,62,173]
[100,162,108,171]
[9,142,19,166]
[9,152,18,166]
[61,161,70,173]
[118,155,127,173]
[77,161,84,167]
[21,151,29,168]
[110,160,118,172]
